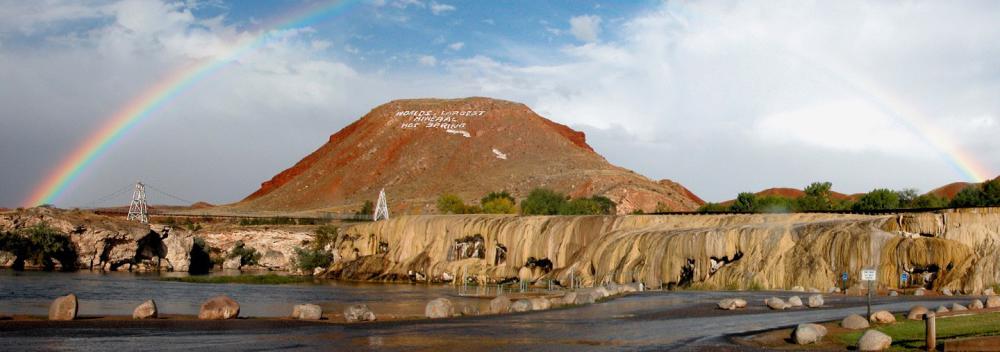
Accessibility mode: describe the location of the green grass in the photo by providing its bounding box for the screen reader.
[836,312,1000,350]
[160,274,314,285]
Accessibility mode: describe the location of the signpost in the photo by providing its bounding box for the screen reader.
[900,272,909,288]
[862,268,877,321]
[841,272,849,292]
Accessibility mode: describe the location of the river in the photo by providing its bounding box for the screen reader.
[0,270,973,351]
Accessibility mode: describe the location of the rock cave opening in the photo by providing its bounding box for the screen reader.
[450,234,485,261]
[188,238,212,274]
[525,257,553,273]
[494,243,507,266]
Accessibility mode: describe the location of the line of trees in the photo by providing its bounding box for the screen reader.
[436,188,617,216]
[697,181,967,213]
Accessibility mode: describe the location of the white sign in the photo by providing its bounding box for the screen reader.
[861,269,877,281]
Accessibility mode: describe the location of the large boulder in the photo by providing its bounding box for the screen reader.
[717,298,748,310]
[223,257,242,270]
[889,291,899,297]
[792,323,827,345]
[906,305,928,320]
[952,303,968,311]
[460,303,480,316]
[987,295,1000,308]
[935,305,950,314]
[132,300,158,320]
[425,298,455,319]
[841,314,870,329]
[291,304,323,321]
[870,310,896,324]
[199,295,240,320]
[914,288,926,296]
[807,294,824,308]
[971,299,985,309]
[510,299,532,313]
[858,330,892,351]
[941,288,953,296]
[765,297,788,310]
[791,286,806,292]
[490,296,512,314]
[529,298,551,311]
[788,296,803,307]
[48,293,78,321]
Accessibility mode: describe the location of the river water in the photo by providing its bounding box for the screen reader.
[0,270,974,351]
[0,269,464,318]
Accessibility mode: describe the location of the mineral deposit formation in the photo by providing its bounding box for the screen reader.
[328,208,1000,293]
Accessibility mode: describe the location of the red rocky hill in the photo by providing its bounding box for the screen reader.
[233,97,704,214]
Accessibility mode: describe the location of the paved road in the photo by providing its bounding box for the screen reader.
[0,291,972,351]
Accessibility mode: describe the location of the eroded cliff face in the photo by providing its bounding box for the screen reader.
[334,209,1000,293]
[0,208,310,272]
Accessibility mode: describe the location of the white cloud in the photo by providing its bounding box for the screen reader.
[392,0,424,9]
[447,41,464,51]
[418,55,437,66]
[429,1,455,15]
[569,15,601,42]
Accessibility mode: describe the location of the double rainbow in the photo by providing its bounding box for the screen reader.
[23,0,361,207]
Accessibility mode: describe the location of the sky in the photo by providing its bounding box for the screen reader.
[0,0,998,208]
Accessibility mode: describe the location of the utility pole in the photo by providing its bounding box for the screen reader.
[126,181,149,223]
[373,188,390,221]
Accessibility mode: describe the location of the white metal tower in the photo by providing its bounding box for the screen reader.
[373,188,390,221]
[127,181,149,223]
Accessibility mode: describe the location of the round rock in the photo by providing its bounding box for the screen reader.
[870,310,896,324]
[765,297,788,310]
[717,298,747,310]
[490,295,512,314]
[986,295,1000,308]
[290,304,323,321]
[951,303,968,311]
[510,299,532,313]
[788,296,803,307]
[792,323,827,345]
[48,293,78,321]
[841,314,870,330]
[935,305,950,314]
[970,299,984,310]
[199,295,240,320]
[807,294,824,308]
[132,299,158,320]
[425,298,455,319]
[858,330,892,351]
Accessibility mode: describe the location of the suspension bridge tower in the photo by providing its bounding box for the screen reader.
[126,181,149,223]
[373,188,390,221]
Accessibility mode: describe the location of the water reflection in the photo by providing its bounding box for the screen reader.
[0,269,473,318]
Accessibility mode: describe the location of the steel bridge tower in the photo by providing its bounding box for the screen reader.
[373,188,390,221]
[126,181,149,223]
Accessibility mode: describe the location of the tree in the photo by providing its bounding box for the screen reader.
[437,194,468,214]
[797,182,834,211]
[912,194,948,208]
[950,186,984,207]
[983,177,1000,206]
[896,188,920,208]
[227,241,261,266]
[730,192,757,213]
[558,198,602,215]
[588,195,617,215]
[520,188,567,215]
[852,189,900,211]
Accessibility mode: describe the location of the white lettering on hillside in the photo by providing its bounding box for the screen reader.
[395,110,486,135]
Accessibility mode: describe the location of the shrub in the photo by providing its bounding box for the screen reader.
[558,198,602,215]
[482,197,516,214]
[437,194,468,214]
[696,202,728,213]
[0,225,78,271]
[730,192,757,213]
[295,247,333,272]
[950,186,984,207]
[912,194,948,208]
[796,181,834,211]
[227,241,261,266]
[520,188,567,215]
[481,191,515,205]
[357,200,374,217]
